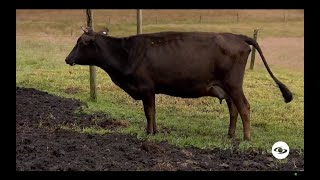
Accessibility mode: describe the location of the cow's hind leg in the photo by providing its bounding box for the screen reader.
[226,98,239,138]
[142,93,157,134]
[228,89,251,140]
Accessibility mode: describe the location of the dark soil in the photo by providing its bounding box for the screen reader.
[16,87,304,171]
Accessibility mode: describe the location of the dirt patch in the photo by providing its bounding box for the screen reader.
[16,87,304,171]
[16,87,127,130]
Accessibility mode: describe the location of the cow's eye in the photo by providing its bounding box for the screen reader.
[80,38,92,46]
[78,42,85,47]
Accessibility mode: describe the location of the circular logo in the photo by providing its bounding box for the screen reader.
[272,141,289,159]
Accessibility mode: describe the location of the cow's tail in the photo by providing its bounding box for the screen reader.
[239,35,293,103]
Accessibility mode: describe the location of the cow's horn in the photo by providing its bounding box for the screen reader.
[81,26,89,33]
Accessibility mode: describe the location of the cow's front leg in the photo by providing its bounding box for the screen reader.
[142,93,157,134]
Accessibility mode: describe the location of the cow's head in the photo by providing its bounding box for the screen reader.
[65,27,109,66]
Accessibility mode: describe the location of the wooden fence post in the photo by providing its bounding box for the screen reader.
[86,9,97,101]
[237,13,239,23]
[250,28,259,70]
[137,9,142,34]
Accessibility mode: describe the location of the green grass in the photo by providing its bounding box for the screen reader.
[16,35,304,152]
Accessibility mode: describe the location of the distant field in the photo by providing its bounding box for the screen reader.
[16,10,304,152]
[16,9,304,38]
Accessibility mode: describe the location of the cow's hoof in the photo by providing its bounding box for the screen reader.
[227,133,235,139]
[152,129,158,134]
[146,130,153,135]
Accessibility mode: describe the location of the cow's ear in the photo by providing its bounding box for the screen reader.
[83,35,95,45]
[98,28,109,36]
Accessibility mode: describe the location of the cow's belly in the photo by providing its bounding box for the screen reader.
[155,80,227,99]
[156,87,206,98]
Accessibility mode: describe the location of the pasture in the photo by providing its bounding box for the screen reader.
[16,10,304,171]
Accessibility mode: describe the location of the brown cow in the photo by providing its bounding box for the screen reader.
[65,27,292,140]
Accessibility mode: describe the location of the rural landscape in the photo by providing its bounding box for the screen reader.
[16,10,304,171]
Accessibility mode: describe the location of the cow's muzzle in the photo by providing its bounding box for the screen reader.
[65,58,76,66]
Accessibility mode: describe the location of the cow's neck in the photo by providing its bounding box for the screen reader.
[94,35,142,97]
[95,36,130,77]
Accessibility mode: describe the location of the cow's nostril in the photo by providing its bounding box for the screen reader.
[65,58,71,64]
[65,58,76,66]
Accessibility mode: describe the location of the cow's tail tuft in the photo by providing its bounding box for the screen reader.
[239,34,293,103]
[277,80,293,103]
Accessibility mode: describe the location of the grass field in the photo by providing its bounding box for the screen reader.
[16,10,304,152]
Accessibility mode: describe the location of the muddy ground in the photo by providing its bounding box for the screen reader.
[16,87,304,171]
